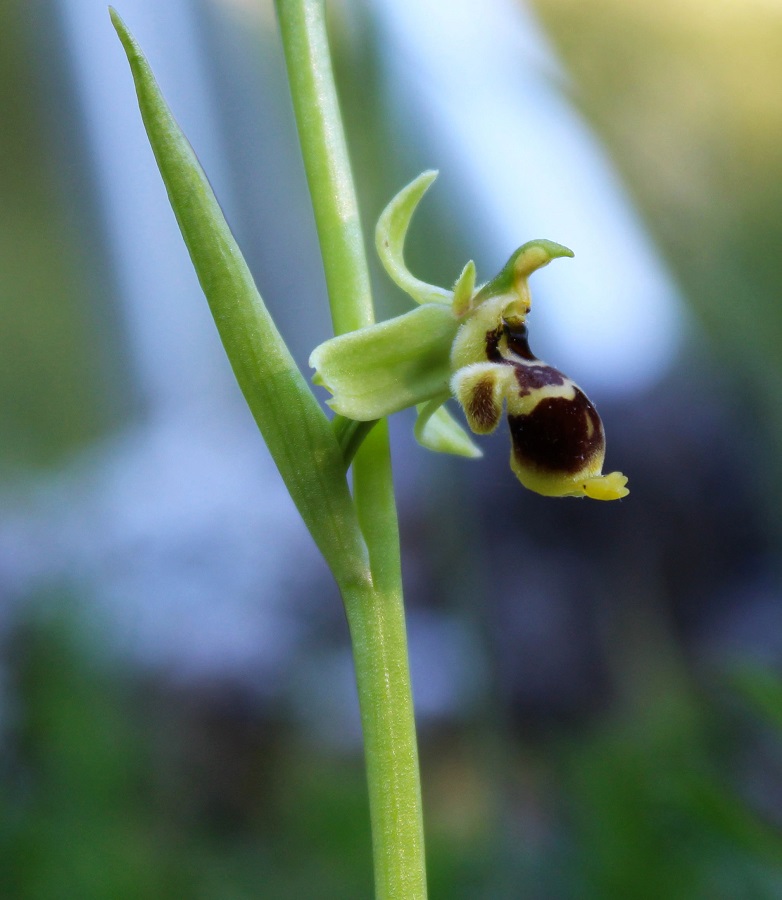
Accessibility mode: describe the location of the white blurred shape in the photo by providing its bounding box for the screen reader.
[59,0,234,413]
[0,0,314,683]
[0,412,313,685]
[374,0,687,395]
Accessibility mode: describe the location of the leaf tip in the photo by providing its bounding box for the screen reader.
[108,6,125,36]
[109,6,138,62]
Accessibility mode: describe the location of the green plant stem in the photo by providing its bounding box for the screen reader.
[275,1,427,896]
[274,0,373,337]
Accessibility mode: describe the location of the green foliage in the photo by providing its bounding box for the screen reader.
[1,613,196,899]
[0,3,109,469]
[6,614,782,899]
[562,699,782,899]
[731,664,782,737]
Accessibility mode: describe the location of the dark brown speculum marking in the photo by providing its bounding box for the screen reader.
[513,363,566,398]
[508,388,604,474]
[485,326,503,363]
[503,321,536,360]
[485,321,566,397]
[481,316,606,473]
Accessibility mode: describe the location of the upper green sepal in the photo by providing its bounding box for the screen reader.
[472,239,574,311]
[375,171,453,307]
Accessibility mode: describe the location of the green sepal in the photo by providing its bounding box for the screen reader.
[414,398,482,458]
[472,239,574,306]
[112,9,370,588]
[309,303,458,420]
[375,171,452,306]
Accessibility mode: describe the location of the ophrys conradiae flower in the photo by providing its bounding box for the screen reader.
[310,172,628,500]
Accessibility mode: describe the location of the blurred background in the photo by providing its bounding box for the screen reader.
[2,0,782,896]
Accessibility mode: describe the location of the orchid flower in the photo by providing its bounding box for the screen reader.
[310,172,629,500]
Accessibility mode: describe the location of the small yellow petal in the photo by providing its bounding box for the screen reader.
[581,472,629,501]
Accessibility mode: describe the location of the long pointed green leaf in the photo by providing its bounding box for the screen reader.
[111,9,368,589]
